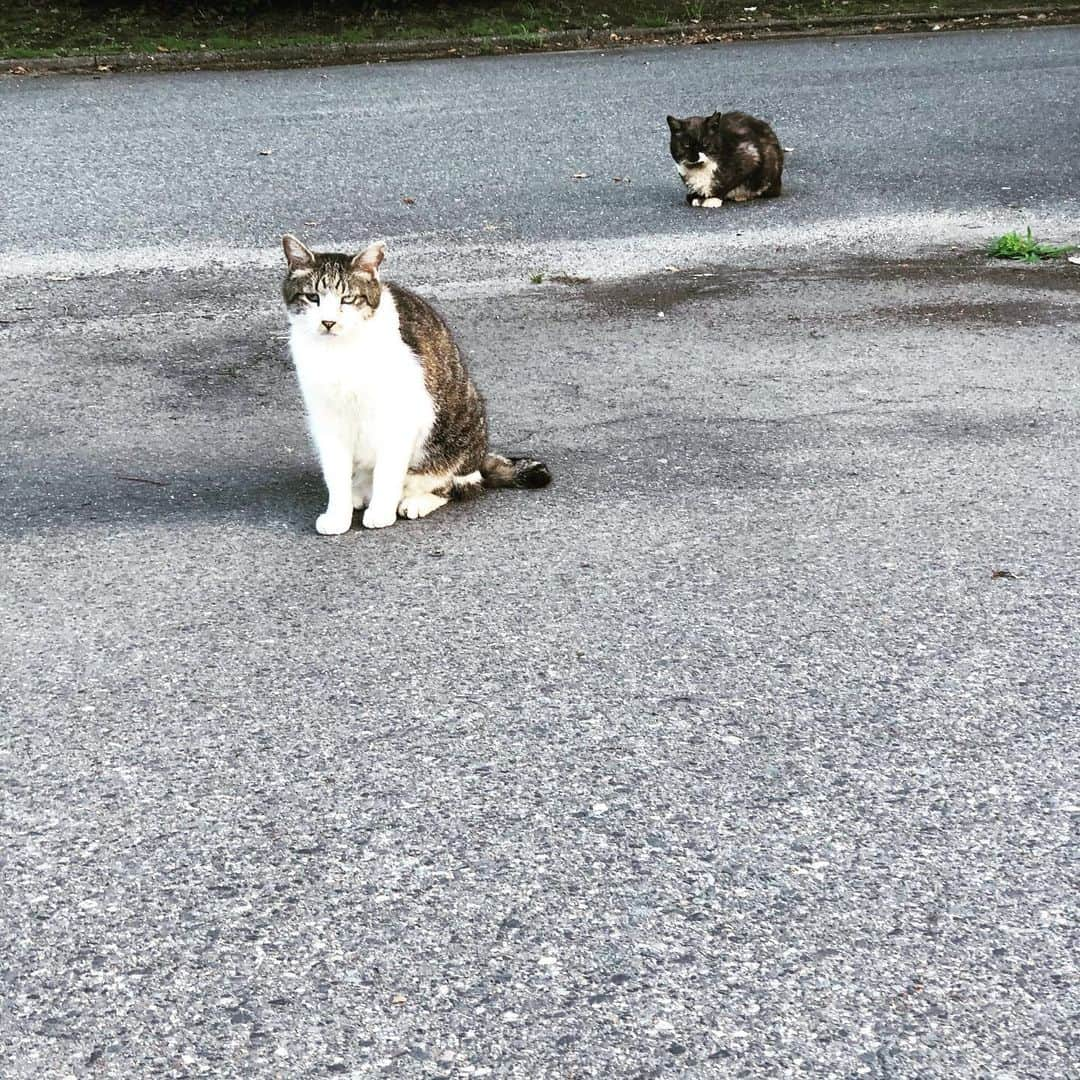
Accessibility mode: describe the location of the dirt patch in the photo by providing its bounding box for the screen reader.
[873,298,1079,327]
[565,253,1079,320]
[579,267,764,315]
[811,254,1080,294]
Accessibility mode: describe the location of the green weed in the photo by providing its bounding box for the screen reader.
[987,227,1076,263]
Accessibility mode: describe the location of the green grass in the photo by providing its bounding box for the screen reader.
[987,227,1076,263]
[0,1,1033,59]
[529,271,546,284]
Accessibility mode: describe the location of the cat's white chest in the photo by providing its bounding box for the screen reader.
[288,299,434,469]
[677,154,719,197]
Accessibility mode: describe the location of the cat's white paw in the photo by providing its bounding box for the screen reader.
[398,493,448,521]
[690,197,703,207]
[701,197,724,208]
[362,505,397,529]
[316,511,353,535]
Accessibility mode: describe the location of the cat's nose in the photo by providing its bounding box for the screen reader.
[321,320,336,331]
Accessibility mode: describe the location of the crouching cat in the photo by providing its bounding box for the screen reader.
[667,111,783,208]
[281,235,551,534]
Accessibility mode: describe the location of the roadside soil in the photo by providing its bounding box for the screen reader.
[4,1,1078,74]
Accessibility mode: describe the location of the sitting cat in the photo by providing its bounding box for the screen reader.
[667,110,784,208]
[281,235,551,534]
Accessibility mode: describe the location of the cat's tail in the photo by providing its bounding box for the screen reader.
[479,453,553,490]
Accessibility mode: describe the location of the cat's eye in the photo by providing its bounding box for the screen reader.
[341,295,360,305]
[303,292,319,304]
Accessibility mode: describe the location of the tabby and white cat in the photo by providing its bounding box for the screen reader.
[282,235,551,534]
[667,111,784,208]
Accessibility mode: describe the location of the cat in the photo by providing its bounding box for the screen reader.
[667,110,784,208]
[281,234,551,534]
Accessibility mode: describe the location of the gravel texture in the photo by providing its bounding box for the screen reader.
[2,25,1079,1080]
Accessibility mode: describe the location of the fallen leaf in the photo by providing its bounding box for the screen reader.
[10,65,29,75]
[156,45,170,52]
[402,196,416,205]
[612,176,632,184]
[991,569,1018,580]
[304,220,318,226]
[664,265,680,272]
[571,172,590,180]
[391,993,407,1005]
[258,149,273,156]
[96,65,111,72]
[1068,254,1080,265]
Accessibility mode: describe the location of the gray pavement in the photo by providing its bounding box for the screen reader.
[2,26,1079,1080]
[2,26,1079,279]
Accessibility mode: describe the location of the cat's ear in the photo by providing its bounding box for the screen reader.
[666,115,682,132]
[282,234,315,272]
[351,240,387,278]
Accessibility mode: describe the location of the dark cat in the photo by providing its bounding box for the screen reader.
[282,235,551,533]
[667,111,784,208]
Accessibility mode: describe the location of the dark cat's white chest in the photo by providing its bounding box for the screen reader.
[677,154,719,197]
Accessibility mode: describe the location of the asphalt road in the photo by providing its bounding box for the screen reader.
[2,27,1079,1080]
[2,26,1079,280]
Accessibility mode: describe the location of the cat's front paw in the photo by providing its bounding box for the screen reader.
[315,511,353,535]
[361,505,397,530]
[701,197,724,208]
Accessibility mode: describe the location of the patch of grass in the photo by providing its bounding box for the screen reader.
[0,1,1042,59]
[529,271,545,284]
[987,227,1076,263]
